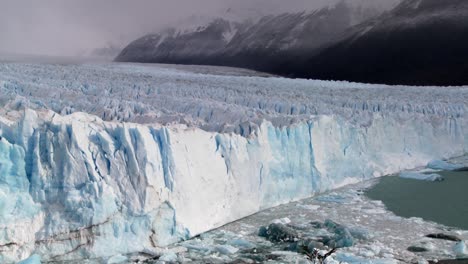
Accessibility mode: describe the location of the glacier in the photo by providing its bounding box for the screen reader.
[0,62,467,262]
[177,178,468,263]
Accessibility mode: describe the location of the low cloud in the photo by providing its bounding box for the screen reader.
[0,0,398,57]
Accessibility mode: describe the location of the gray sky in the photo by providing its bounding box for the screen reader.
[0,0,397,57]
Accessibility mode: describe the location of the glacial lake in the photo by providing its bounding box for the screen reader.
[366,170,468,230]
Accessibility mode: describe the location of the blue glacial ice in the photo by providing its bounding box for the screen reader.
[427,159,465,171]
[0,62,466,262]
[454,241,467,258]
[17,254,41,264]
[399,172,444,181]
[334,253,397,264]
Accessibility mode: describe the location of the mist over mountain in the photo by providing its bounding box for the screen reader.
[116,1,394,70]
[303,0,468,85]
[0,0,396,57]
[117,0,468,86]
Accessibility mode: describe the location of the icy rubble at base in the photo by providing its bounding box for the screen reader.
[454,241,467,258]
[0,62,467,262]
[158,180,468,264]
[427,160,465,171]
[398,172,444,181]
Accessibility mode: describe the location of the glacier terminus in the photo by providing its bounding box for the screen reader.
[0,62,467,263]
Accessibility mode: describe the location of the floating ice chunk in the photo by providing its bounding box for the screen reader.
[349,227,373,241]
[427,160,464,171]
[399,172,444,181]
[18,254,41,264]
[107,255,128,264]
[182,243,212,252]
[454,241,467,258]
[362,208,387,214]
[296,204,320,210]
[258,223,298,242]
[159,252,178,262]
[228,239,256,249]
[316,194,348,204]
[270,251,301,256]
[334,253,398,264]
[214,245,239,255]
[326,227,354,248]
[271,217,291,225]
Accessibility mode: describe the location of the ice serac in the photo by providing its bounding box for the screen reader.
[0,63,467,262]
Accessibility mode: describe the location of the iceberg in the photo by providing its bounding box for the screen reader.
[399,172,444,181]
[454,241,467,258]
[0,62,466,262]
[333,253,398,264]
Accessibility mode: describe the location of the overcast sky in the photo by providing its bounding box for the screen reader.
[0,0,397,57]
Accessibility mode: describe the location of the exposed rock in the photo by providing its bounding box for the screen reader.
[305,0,468,86]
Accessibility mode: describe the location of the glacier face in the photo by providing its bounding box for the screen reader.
[0,62,467,262]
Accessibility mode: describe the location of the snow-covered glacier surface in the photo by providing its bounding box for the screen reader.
[0,62,467,262]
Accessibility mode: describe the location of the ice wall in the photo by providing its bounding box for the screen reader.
[0,62,467,262]
[0,107,465,262]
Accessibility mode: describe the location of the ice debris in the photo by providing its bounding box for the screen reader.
[258,223,298,242]
[333,253,398,264]
[228,239,256,249]
[159,252,178,262]
[107,255,129,264]
[319,220,356,248]
[454,241,467,258]
[214,245,239,255]
[399,172,444,181]
[17,255,41,264]
[427,160,464,171]
[271,217,292,225]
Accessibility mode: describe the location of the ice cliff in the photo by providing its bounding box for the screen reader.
[0,63,467,262]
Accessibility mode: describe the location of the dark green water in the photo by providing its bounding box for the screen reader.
[366,170,468,230]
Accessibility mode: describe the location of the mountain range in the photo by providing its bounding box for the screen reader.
[116,0,468,86]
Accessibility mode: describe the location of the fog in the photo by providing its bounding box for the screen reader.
[0,0,398,57]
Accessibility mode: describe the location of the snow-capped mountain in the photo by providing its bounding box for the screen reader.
[303,0,468,85]
[117,0,468,86]
[115,1,384,70]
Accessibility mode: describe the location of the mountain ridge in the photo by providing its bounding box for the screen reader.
[116,0,468,85]
[116,1,381,68]
[303,0,468,85]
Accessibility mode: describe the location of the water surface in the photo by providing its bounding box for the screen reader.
[366,170,468,230]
